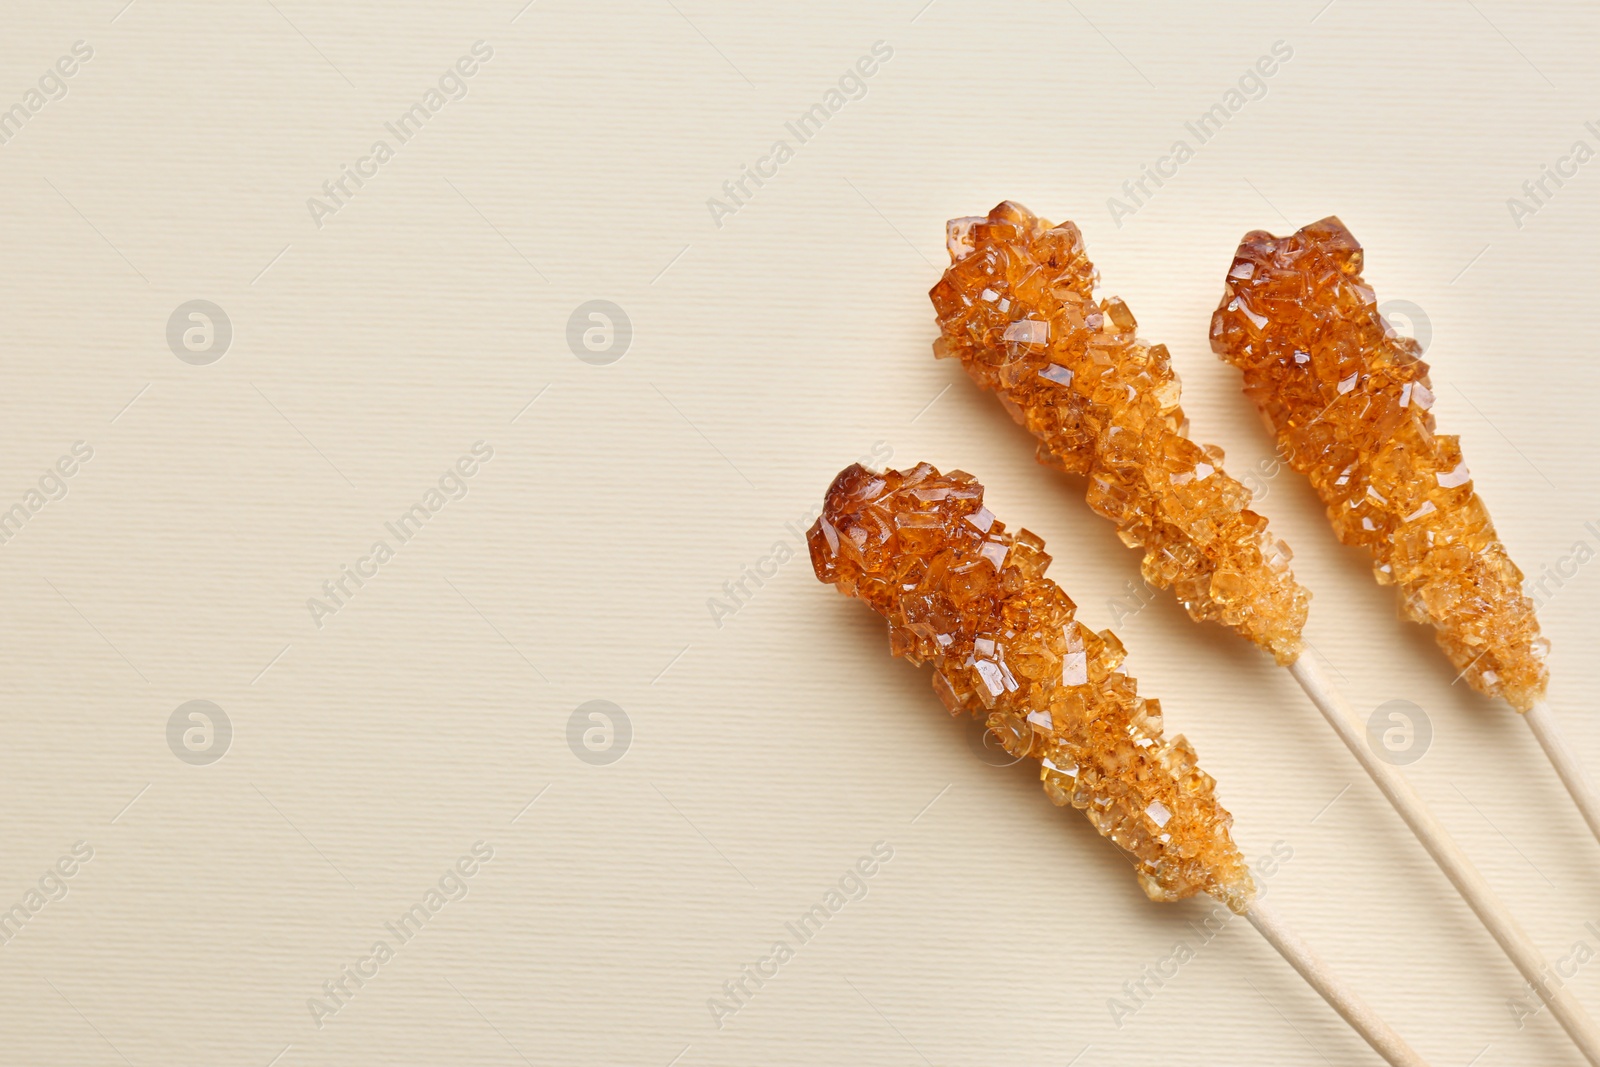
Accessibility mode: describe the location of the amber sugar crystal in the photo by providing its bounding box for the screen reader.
[810,461,1255,912]
[929,202,1308,664]
[1211,218,1548,710]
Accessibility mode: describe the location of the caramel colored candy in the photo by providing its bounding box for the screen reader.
[930,202,1308,664]
[810,462,1255,912]
[1211,218,1548,710]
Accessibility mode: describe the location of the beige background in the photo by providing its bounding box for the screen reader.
[2,1,1598,1064]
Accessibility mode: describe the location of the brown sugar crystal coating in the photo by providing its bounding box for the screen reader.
[1210,218,1548,710]
[809,461,1255,912]
[929,201,1308,665]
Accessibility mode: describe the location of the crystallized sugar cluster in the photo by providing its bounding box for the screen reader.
[1211,218,1548,710]
[810,461,1255,912]
[929,201,1308,664]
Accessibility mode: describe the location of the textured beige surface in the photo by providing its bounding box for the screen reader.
[3,2,1599,1064]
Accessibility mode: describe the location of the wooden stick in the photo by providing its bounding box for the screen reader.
[1289,655,1600,1065]
[1242,895,1430,1066]
[1525,701,1600,848]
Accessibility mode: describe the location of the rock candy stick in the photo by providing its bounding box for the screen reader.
[1210,218,1600,847]
[812,461,1253,909]
[928,200,1310,664]
[1212,218,1545,707]
[809,461,1429,1067]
